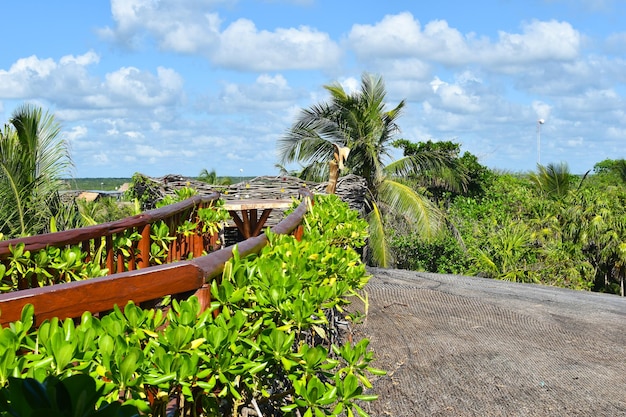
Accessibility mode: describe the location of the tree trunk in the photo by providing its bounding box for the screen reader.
[326,160,339,194]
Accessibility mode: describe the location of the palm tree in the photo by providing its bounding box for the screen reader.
[278,73,466,266]
[197,168,232,186]
[529,162,574,201]
[530,162,590,203]
[198,168,218,184]
[0,104,72,237]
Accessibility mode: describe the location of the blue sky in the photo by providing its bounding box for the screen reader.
[1,0,626,177]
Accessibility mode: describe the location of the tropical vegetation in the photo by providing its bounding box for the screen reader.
[279,73,625,296]
[390,160,626,295]
[0,104,72,238]
[278,72,467,267]
[0,194,379,416]
[197,168,232,186]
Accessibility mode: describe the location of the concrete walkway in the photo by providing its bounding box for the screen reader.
[350,268,626,417]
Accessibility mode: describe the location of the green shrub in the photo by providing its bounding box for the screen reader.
[0,194,382,416]
[0,374,140,417]
[391,233,470,274]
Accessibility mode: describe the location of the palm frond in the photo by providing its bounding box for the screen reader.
[530,162,571,200]
[385,153,468,194]
[0,104,70,237]
[377,178,443,238]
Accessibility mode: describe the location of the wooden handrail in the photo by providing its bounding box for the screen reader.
[0,193,222,284]
[0,189,313,326]
[0,193,220,255]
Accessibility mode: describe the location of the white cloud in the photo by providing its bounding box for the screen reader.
[532,101,552,121]
[93,152,110,165]
[191,135,228,147]
[606,126,626,139]
[100,1,341,71]
[99,0,225,50]
[0,56,58,97]
[103,66,184,107]
[487,20,580,65]
[212,19,342,70]
[381,59,432,81]
[63,125,88,142]
[0,52,183,114]
[429,75,483,114]
[208,74,299,113]
[124,131,145,140]
[136,144,167,159]
[337,77,360,95]
[567,137,584,147]
[605,32,626,53]
[348,13,581,69]
[348,13,466,61]
[565,88,622,111]
[59,51,100,66]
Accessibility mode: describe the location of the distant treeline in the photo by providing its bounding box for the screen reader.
[62,178,131,191]
[62,176,252,191]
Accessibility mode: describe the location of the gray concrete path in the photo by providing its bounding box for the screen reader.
[350,268,626,417]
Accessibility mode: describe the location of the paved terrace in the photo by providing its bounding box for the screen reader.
[350,268,626,417]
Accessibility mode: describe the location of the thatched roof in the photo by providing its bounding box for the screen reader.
[76,191,100,202]
[136,174,368,214]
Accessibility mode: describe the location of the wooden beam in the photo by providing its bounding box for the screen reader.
[0,263,204,326]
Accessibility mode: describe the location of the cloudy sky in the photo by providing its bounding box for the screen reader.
[1,0,625,178]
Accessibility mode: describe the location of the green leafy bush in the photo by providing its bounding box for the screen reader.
[0,194,382,416]
[0,243,108,292]
[0,374,140,417]
[391,233,469,274]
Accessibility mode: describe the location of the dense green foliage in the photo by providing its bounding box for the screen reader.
[74,197,140,226]
[0,243,109,292]
[391,233,469,274]
[0,374,140,417]
[392,139,489,202]
[392,161,626,295]
[0,194,380,416]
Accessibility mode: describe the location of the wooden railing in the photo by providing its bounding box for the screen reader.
[0,189,312,326]
[0,193,221,289]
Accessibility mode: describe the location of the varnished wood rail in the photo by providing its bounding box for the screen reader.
[0,193,221,290]
[0,189,313,326]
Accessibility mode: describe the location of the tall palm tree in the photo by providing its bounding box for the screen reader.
[0,104,72,237]
[278,73,465,266]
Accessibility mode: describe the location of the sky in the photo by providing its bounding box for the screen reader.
[1,0,626,178]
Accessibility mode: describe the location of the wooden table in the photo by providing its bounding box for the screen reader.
[224,199,293,239]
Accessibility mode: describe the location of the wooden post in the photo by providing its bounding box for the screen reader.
[105,235,114,274]
[138,224,151,269]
